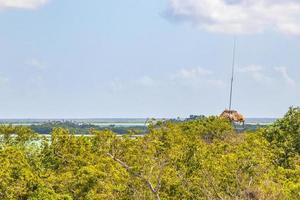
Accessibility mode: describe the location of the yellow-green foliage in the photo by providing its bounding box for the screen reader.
[0,108,300,199]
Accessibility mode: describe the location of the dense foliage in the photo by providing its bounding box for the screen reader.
[1,108,300,199]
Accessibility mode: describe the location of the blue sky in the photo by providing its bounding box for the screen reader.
[0,0,299,118]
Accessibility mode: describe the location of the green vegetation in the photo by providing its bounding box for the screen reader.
[0,108,300,199]
[27,118,265,136]
[29,121,147,135]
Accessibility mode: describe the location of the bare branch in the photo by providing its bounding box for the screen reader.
[107,153,161,200]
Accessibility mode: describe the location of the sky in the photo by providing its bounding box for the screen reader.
[0,0,299,118]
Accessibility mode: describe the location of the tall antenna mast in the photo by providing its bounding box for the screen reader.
[220,37,245,127]
[229,37,237,111]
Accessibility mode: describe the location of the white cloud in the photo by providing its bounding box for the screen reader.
[207,79,225,88]
[110,78,125,92]
[174,67,213,79]
[238,65,272,83]
[108,67,225,92]
[274,66,296,86]
[0,0,48,10]
[26,58,46,70]
[0,73,9,87]
[109,76,158,92]
[167,0,300,35]
[136,76,157,87]
[171,67,225,88]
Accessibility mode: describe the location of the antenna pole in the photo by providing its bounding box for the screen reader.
[229,37,237,111]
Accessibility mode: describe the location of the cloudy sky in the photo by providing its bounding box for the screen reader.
[0,0,299,118]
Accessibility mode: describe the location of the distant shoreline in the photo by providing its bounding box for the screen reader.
[0,118,278,126]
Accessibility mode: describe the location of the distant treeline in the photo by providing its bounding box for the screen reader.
[29,121,147,135]
[28,117,267,135]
